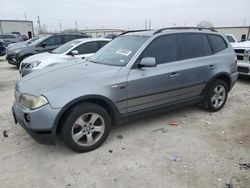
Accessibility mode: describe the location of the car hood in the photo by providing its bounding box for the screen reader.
[233,41,250,48]
[7,42,27,50]
[22,52,62,63]
[17,61,122,96]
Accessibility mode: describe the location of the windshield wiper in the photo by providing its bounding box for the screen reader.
[49,51,56,54]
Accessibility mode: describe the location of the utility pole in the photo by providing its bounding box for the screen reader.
[43,24,46,33]
[75,20,78,31]
[24,12,27,21]
[244,17,246,26]
[145,20,148,30]
[59,23,62,32]
[37,16,41,33]
[149,19,151,30]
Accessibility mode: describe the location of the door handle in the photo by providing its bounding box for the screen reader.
[208,65,215,70]
[169,72,179,78]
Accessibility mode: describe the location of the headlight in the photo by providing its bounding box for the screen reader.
[20,94,48,110]
[244,49,250,57]
[26,61,41,68]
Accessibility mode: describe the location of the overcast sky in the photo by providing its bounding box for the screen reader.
[1,0,250,32]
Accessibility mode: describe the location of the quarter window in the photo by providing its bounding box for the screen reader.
[207,34,227,53]
[142,35,178,64]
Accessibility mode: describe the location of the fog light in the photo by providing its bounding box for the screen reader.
[24,113,30,123]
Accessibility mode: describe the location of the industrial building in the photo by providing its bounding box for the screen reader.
[215,26,250,41]
[79,29,125,38]
[0,20,34,38]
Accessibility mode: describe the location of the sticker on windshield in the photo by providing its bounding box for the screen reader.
[116,49,132,56]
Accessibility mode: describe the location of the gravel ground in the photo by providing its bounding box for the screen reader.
[0,56,249,188]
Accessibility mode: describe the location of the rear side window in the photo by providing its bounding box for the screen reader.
[202,35,213,56]
[142,35,177,64]
[0,35,15,39]
[207,34,227,53]
[74,41,99,54]
[63,35,79,43]
[179,34,203,60]
[99,41,109,48]
[43,36,62,46]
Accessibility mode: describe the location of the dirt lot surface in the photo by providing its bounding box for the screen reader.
[0,56,249,188]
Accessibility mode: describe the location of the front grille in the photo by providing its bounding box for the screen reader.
[234,49,245,54]
[237,66,249,74]
[237,55,244,60]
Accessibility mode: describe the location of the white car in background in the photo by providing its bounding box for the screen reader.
[233,39,250,76]
[19,38,111,76]
[225,34,238,46]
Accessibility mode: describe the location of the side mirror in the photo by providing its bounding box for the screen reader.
[41,43,46,48]
[138,57,156,68]
[70,50,79,56]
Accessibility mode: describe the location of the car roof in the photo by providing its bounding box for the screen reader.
[123,29,218,37]
[73,38,111,43]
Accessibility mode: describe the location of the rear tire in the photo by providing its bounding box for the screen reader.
[61,103,111,153]
[203,79,228,112]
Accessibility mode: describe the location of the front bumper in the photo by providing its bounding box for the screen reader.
[20,67,38,76]
[6,54,20,65]
[237,61,250,76]
[12,101,61,145]
[230,71,238,89]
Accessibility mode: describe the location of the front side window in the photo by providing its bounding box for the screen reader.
[90,36,149,66]
[52,40,81,54]
[141,35,178,64]
[42,36,62,46]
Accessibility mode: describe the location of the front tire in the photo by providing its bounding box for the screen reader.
[203,79,228,112]
[61,103,111,153]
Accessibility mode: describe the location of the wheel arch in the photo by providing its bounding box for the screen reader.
[202,72,232,95]
[52,95,120,136]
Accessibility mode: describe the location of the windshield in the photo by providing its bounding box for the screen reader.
[26,37,39,45]
[89,36,149,66]
[51,40,81,54]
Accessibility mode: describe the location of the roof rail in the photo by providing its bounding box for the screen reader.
[120,30,151,36]
[153,27,217,35]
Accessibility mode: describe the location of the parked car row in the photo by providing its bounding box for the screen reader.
[20,38,110,76]
[12,28,238,152]
[6,33,90,68]
[0,34,23,46]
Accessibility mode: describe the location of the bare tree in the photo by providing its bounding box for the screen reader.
[197,20,214,28]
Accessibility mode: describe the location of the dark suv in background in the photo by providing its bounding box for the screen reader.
[0,34,23,46]
[6,33,90,67]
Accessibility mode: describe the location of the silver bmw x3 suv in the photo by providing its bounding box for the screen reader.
[12,28,238,152]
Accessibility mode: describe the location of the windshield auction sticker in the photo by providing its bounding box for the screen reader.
[116,49,132,56]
